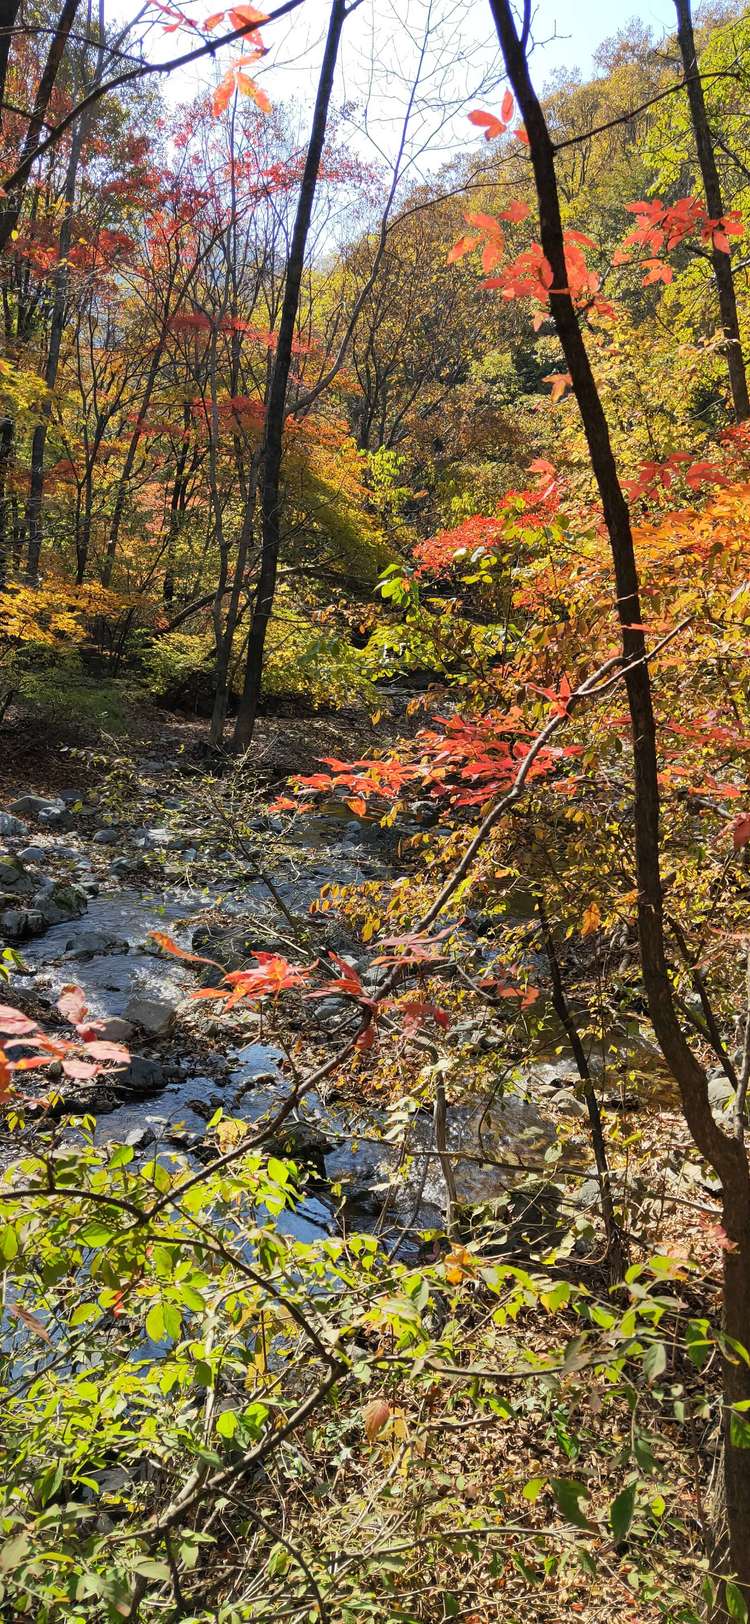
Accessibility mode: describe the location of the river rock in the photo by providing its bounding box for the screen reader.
[112,1055,165,1097]
[38,881,87,926]
[92,828,120,846]
[139,827,179,851]
[124,1125,156,1151]
[0,854,36,897]
[1,907,45,940]
[63,931,130,960]
[0,812,28,836]
[96,1016,136,1043]
[123,995,176,1036]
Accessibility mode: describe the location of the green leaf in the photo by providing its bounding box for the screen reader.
[726,1581,749,1621]
[730,1412,750,1449]
[541,1281,570,1313]
[642,1341,667,1382]
[609,1481,636,1543]
[216,1410,238,1439]
[551,1478,593,1531]
[145,1303,165,1343]
[267,1156,289,1185]
[0,1225,18,1261]
[133,1560,170,1580]
[522,1477,546,1503]
[162,1303,182,1342]
[634,1434,657,1473]
[70,1302,99,1327]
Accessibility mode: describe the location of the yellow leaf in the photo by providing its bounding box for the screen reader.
[581,903,601,937]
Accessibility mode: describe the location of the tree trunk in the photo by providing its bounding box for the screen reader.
[0,413,13,587]
[0,0,82,257]
[488,0,750,1599]
[0,2,21,127]
[102,339,164,586]
[25,118,84,579]
[673,0,749,420]
[232,0,348,752]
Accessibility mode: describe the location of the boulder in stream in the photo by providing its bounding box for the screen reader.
[123,994,176,1037]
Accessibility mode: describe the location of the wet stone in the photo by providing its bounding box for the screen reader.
[123,995,176,1036]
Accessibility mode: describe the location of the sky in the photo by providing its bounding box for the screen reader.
[147,0,682,182]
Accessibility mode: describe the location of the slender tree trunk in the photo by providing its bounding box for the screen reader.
[0,413,13,587]
[232,0,348,752]
[25,119,84,579]
[0,1,21,125]
[0,0,81,256]
[673,0,749,420]
[489,0,750,1599]
[102,338,165,586]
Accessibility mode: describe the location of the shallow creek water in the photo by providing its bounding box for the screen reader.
[11,793,564,1247]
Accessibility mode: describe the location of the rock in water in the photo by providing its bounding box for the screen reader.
[123,995,176,1037]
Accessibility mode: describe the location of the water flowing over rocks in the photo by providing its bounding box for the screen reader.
[0,756,568,1243]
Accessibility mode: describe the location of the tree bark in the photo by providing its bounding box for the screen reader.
[232,0,348,751]
[673,0,749,420]
[0,0,81,256]
[25,117,84,579]
[488,0,750,1598]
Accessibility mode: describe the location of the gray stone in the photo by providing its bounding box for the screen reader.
[168,1128,204,1151]
[185,1096,221,1120]
[123,995,176,1036]
[18,846,48,864]
[96,1016,136,1043]
[124,1125,155,1151]
[112,1055,165,1097]
[110,858,132,878]
[92,828,120,846]
[63,931,129,961]
[9,795,65,822]
[0,812,28,836]
[1,907,45,940]
[0,855,36,897]
[140,827,179,851]
[38,881,87,927]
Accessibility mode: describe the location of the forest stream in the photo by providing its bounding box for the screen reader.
[2,746,565,1253]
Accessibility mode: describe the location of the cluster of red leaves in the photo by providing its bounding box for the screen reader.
[467,91,530,146]
[624,450,729,505]
[0,987,130,1098]
[450,204,611,323]
[151,6,272,118]
[413,460,559,576]
[152,933,537,1050]
[413,710,558,805]
[294,705,563,813]
[615,195,744,284]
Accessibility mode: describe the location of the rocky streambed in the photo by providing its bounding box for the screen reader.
[0,758,580,1247]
